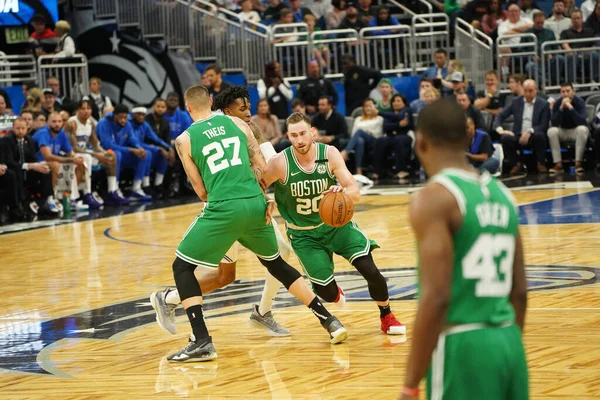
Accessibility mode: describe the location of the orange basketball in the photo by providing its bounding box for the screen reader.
[319,191,354,228]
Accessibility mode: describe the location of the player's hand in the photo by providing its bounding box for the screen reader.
[95,153,109,164]
[265,199,276,225]
[519,131,531,146]
[72,157,85,166]
[0,165,6,176]
[32,162,50,174]
[322,185,346,196]
[159,147,169,159]
[501,130,514,136]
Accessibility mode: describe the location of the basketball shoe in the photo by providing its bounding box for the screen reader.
[323,316,348,344]
[150,288,178,335]
[381,313,406,335]
[249,305,291,337]
[167,334,217,363]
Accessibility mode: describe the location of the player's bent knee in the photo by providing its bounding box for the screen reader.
[259,256,301,289]
[172,257,201,301]
[216,262,236,287]
[315,281,338,302]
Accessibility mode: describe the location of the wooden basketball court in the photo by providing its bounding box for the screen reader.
[1,183,599,399]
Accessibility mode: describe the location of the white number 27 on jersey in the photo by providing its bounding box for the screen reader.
[203,137,242,174]
[462,233,515,297]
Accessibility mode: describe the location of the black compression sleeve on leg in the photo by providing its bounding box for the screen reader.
[314,281,339,303]
[258,256,302,289]
[172,257,202,301]
[352,254,389,302]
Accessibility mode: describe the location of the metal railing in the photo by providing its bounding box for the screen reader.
[73,0,93,8]
[455,18,493,88]
[37,54,90,101]
[0,53,37,86]
[242,20,273,83]
[93,0,116,19]
[496,33,538,89]
[359,25,413,75]
[271,23,310,82]
[313,29,359,79]
[190,0,220,63]
[541,38,600,93]
[115,0,141,29]
[412,13,450,73]
[139,0,168,39]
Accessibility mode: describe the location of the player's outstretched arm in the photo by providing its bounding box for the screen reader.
[401,184,457,398]
[175,133,208,201]
[326,146,360,203]
[510,230,527,332]
[262,152,286,188]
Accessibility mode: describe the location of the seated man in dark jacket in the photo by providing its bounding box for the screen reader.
[311,96,348,150]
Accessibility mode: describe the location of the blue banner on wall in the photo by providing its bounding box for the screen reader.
[0,0,58,26]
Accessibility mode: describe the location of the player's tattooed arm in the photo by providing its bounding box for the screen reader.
[89,122,105,153]
[247,120,267,144]
[175,133,208,201]
[231,117,267,185]
[325,145,360,203]
[65,121,85,153]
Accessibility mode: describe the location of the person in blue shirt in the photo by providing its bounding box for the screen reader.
[421,49,448,80]
[466,117,499,174]
[96,105,152,201]
[368,6,401,35]
[131,105,173,195]
[164,92,193,140]
[33,112,95,209]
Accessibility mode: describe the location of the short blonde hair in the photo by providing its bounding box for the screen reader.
[184,85,211,110]
[55,20,71,34]
[286,112,311,127]
[423,87,440,99]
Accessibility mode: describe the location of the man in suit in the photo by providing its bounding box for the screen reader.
[3,118,58,217]
[493,79,550,174]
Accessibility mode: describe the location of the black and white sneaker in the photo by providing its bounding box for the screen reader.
[167,335,217,363]
[150,288,178,335]
[323,316,348,344]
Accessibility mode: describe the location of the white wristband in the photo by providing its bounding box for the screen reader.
[22,163,29,171]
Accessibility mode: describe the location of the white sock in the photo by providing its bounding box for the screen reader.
[259,271,281,316]
[165,289,181,305]
[133,180,142,191]
[83,173,92,194]
[47,196,55,205]
[107,176,117,193]
[154,173,164,186]
[143,176,150,187]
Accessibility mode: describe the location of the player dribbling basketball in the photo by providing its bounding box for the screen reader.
[262,112,406,335]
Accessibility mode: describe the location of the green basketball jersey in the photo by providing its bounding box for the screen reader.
[425,169,520,325]
[274,143,335,228]
[186,113,262,202]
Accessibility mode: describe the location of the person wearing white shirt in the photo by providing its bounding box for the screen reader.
[581,0,596,21]
[305,0,333,19]
[239,0,262,22]
[498,4,533,76]
[340,98,383,178]
[545,0,572,39]
[53,20,75,58]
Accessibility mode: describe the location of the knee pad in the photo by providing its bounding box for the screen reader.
[172,257,201,301]
[315,281,338,303]
[259,256,301,289]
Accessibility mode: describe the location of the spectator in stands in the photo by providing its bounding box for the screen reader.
[46,77,63,105]
[311,95,348,149]
[29,14,58,56]
[288,0,314,22]
[272,9,300,43]
[59,110,71,126]
[368,6,401,35]
[65,98,124,206]
[292,98,307,115]
[357,0,377,24]
[201,72,211,87]
[96,105,152,201]
[205,64,233,97]
[562,0,576,17]
[239,0,262,22]
[131,105,172,195]
[447,71,467,99]
[375,94,414,180]
[410,79,435,114]
[498,4,534,77]
[89,77,114,120]
[53,20,76,58]
[375,78,394,112]
[19,110,34,135]
[507,73,526,100]
[263,0,286,24]
[524,12,564,85]
[582,0,597,21]
[466,117,499,174]
[41,89,61,118]
[164,92,194,139]
[463,0,490,30]
[32,113,47,134]
[560,10,599,82]
[309,0,334,20]
[0,138,25,224]
[584,1,600,34]
[342,54,382,116]
[545,0,572,40]
[0,88,12,114]
[593,103,600,170]
[4,118,57,219]
[257,61,293,120]
[146,98,171,145]
[341,98,383,178]
[296,60,338,116]
[482,0,508,40]
[422,87,440,110]
[520,0,541,20]
[475,70,504,117]
[25,88,43,113]
[494,79,550,174]
[338,4,368,31]
[251,99,289,152]
[304,15,330,68]
[421,49,448,87]
[33,112,88,204]
[0,97,12,116]
[441,59,467,96]
[547,82,589,174]
[326,0,346,29]
[457,91,486,132]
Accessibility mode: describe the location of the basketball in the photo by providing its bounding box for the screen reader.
[319,191,354,227]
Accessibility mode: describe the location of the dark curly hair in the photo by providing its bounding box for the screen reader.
[212,85,250,112]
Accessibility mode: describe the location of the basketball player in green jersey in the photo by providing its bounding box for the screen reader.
[150,86,292,337]
[262,112,406,335]
[399,98,528,400]
[166,86,347,362]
